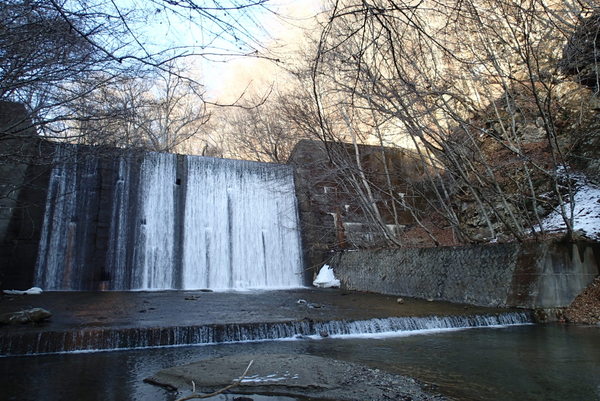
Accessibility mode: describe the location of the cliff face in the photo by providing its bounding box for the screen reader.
[447,13,600,242]
[561,12,600,94]
[561,12,600,180]
[451,82,599,240]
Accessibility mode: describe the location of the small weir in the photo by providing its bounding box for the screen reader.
[0,312,532,356]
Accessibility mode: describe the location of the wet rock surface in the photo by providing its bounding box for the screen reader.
[146,353,446,401]
[0,289,525,355]
[0,289,506,334]
[0,307,51,325]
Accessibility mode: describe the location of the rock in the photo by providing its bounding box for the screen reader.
[319,331,329,338]
[297,299,324,309]
[145,354,446,401]
[0,308,52,325]
[396,298,404,304]
[561,12,600,91]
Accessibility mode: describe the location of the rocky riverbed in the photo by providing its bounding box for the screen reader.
[145,353,446,401]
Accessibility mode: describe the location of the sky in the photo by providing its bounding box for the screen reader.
[123,0,325,101]
[201,0,324,101]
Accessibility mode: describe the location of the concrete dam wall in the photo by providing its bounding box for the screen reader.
[329,241,600,308]
[1,143,304,291]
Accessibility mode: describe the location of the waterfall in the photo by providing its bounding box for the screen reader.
[182,157,302,290]
[34,146,101,290]
[0,312,532,356]
[132,153,177,290]
[105,156,131,290]
[34,146,303,291]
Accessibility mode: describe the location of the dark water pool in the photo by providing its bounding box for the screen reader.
[0,324,598,401]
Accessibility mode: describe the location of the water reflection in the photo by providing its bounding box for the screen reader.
[0,325,598,401]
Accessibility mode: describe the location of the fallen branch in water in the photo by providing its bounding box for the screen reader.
[174,359,254,401]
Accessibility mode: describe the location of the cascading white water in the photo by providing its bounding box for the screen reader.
[34,147,79,290]
[132,152,177,290]
[182,157,303,290]
[34,146,304,291]
[0,312,532,355]
[35,147,102,290]
[104,156,131,290]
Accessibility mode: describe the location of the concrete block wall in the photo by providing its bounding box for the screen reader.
[0,102,54,289]
[330,241,599,308]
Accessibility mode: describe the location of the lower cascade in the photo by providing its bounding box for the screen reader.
[34,146,303,291]
[0,312,532,356]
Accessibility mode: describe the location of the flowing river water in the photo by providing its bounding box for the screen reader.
[1,324,598,401]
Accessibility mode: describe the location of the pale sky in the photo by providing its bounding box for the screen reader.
[192,0,325,101]
[114,0,325,101]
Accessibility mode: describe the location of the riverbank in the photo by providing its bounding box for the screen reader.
[565,276,600,324]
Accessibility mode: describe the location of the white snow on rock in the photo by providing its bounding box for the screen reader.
[313,264,341,288]
[3,287,43,295]
[240,372,300,383]
[538,177,600,240]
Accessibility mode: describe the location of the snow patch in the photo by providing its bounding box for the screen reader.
[3,287,43,295]
[538,176,600,240]
[313,265,340,288]
[240,372,299,383]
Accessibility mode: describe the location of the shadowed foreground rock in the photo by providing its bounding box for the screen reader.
[0,307,51,325]
[145,354,446,401]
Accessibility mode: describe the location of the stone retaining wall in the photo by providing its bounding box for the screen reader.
[330,241,600,308]
[0,102,54,289]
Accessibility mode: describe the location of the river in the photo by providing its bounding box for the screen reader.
[1,324,598,401]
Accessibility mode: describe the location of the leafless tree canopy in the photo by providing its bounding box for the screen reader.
[1,0,598,244]
[0,0,274,148]
[304,0,599,243]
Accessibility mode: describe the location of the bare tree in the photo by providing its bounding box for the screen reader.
[309,0,599,243]
[219,91,309,163]
[68,65,210,153]
[0,0,278,142]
